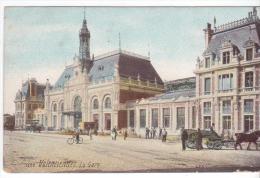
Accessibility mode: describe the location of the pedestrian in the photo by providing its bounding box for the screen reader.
[75,129,80,144]
[150,127,153,139]
[162,128,167,142]
[196,128,203,150]
[152,127,156,139]
[89,128,93,140]
[112,127,117,140]
[145,127,149,139]
[181,127,188,151]
[159,127,162,139]
[124,129,128,140]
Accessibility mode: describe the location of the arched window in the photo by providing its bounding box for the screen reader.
[74,96,82,112]
[93,99,99,109]
[53,103,57,112]
[60,102,64,112]
[104,97,111,109]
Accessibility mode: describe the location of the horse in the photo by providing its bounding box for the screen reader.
[234,130,260,150]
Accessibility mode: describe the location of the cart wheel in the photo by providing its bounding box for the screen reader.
[214,141,222,150]
[67,138,74,145]
[207,142,214,149]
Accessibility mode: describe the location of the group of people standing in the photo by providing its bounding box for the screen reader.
[145,127,168,142]
[111,127,128,141]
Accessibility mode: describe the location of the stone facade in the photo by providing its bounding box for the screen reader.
[129,8,260,136]
[44,17,164,131]
[14,78,45,128]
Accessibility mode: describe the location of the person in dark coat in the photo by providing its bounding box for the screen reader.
[145,127,150,139]
[124,129,128,140]
[196,128,203,150]
[181,127,188,150]
[159,127,162,139]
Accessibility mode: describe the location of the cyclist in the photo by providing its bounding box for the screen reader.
[75,129,80,144]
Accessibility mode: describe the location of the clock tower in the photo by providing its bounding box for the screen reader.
[79,14,91,72]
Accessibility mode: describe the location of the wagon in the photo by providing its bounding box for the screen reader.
[185,129,235,150]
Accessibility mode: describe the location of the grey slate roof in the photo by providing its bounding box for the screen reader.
[204,22,260,59]
[54,67,74,89]
[15,80,45,100]
[53,51,163,89]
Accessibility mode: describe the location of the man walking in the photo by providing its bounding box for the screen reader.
[124,129,128,140]
[159,127,162,139]
[181,127,188,151]
[162,128,167,142]
[196,128,203,150]
[145,127,149,139]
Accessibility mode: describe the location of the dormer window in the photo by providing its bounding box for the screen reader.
[98,65,104,71]
[223,51,230,64]
[246,48,253,61]
[205,57,210,68]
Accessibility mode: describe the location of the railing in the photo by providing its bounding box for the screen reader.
[239,86,260,92]
[222,107,231,114]
[214,14,259,33]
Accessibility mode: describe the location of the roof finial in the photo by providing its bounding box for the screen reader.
[119,32,121,52]
[84,7,86,20]
[253,7,257,16]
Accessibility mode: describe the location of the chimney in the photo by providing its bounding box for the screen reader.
[203,23,213,49]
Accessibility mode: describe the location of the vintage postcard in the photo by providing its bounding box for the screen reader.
[2,5,260,174]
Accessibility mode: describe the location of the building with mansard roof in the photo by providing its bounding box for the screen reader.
[44,16,164,131]
[14,78,45,128]
[127,8,260,136]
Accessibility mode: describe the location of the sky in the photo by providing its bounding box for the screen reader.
[3,6,256,114]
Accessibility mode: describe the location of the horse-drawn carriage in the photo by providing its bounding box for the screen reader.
[185,129,235,150]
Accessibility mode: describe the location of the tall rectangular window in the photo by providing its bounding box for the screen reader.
[223,51,230,64]
[204,116,211,129]
[151,108,158,128]
[223,116,231,130]
[245,71,253,88]
[162,108,170,128]
[177,107,185,129]
[246,48,253,61]
[244,115,253,132]
[192,106,196,129]
[203,102,211,114]
[205,57,210,68]
[244,99,253,113]
[129,110,135,128]
[222,100,231,114]
[204,78,211,95]
[140,109,146,128]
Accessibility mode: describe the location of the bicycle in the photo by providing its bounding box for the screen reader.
[67,135,83,145]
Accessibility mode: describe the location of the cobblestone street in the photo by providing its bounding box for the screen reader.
[3,131,260,173]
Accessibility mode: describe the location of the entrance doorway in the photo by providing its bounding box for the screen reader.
[105,113,111,130]
[244,115,253,133]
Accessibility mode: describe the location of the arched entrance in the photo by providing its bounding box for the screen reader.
[73,96,82,129]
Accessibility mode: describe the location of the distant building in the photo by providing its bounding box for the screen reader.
[4,114,15,130]
[128,8,260,136]
[44,16,164,131]
[14,78,45,128]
